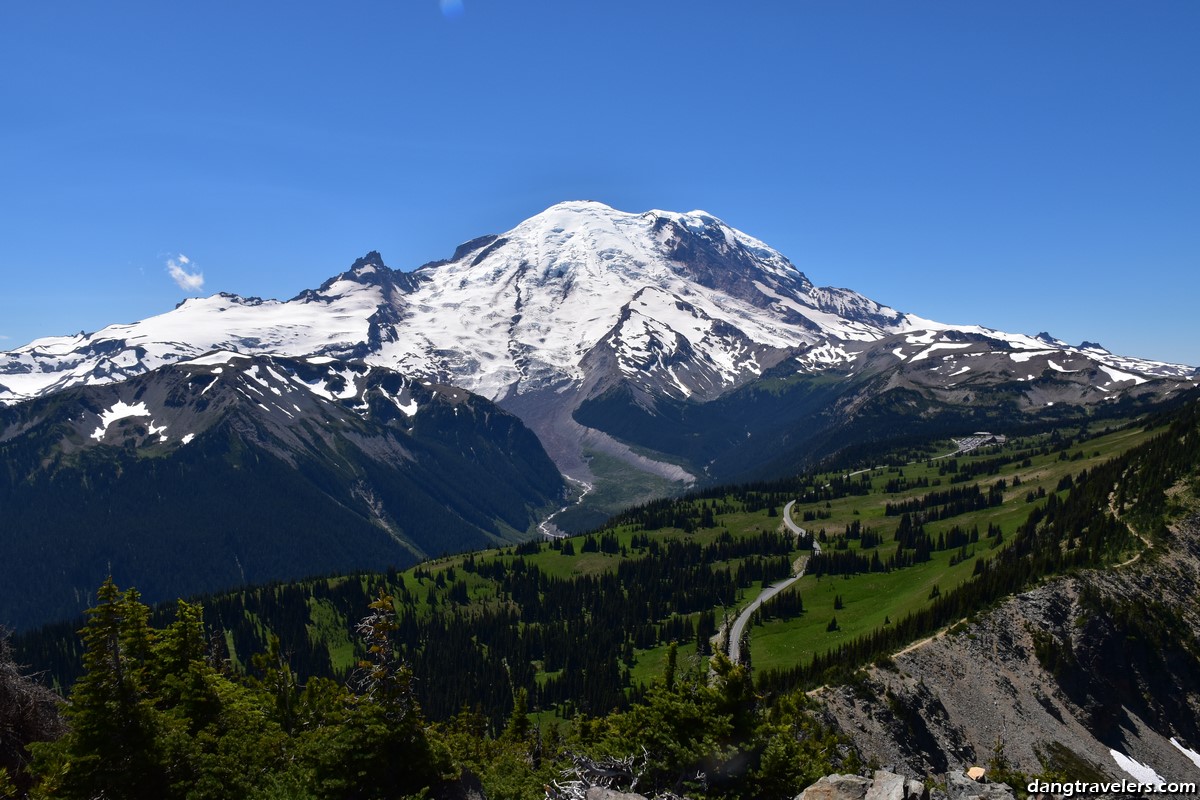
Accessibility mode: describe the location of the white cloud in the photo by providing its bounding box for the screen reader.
[167,254,204,291]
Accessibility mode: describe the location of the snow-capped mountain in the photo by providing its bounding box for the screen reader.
[3,201,1191,408]
[1,201,1195,500]
[0,352,562,630]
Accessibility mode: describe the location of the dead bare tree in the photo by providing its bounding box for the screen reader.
[0,629,66,792]
[543,749,695,800]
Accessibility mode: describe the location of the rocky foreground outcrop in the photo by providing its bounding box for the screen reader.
[574,769,1015,800]
[796,769,1013,800]
[815,514,1200,796]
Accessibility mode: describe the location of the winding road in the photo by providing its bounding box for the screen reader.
[728,500,820,664]
[726,436,1000,664]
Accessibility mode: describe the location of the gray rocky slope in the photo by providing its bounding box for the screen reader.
[814,511,1200,798]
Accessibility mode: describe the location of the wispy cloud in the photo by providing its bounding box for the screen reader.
[440,0,464,19]
[166,254,204,292]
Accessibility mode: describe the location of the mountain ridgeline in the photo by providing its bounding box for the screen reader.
[2,202,1195,524]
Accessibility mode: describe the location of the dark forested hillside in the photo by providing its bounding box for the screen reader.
[20,525,805,733]
[0,356,564,631]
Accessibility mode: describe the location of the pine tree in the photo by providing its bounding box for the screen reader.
[504,687,531,741]
[663,641,678,691]
[308,588,447,799]
[42,579,168,800]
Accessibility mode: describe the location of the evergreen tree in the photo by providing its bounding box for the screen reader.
[36,580,168,800]
[663,641,678,692]
[307,588,448,799]
[504,687,531,742]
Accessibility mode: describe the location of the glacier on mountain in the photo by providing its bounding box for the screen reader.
[1,200,1195,412]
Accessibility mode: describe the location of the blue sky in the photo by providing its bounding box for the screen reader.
[2,1,1197,364]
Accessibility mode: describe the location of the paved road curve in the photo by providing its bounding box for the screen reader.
[728,500,820,664]
[728,440,994,664]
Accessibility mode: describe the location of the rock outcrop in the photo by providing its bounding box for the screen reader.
[793,769,1014,800]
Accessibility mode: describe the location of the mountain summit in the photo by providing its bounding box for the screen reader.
[370,200,919,404]
[0,202,911,405]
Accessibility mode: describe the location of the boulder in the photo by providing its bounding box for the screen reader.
[944,770,1015,800]
[796,774,873,800]
[865,770,907,800]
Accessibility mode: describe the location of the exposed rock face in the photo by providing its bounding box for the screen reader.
[793,769,1014,800]
[816,514,1200,796]
[796,773,873,800]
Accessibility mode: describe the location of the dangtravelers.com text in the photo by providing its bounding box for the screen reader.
[1028,779,1197,796]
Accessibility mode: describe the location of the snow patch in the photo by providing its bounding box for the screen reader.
[302,379,335,401]
[905,330,938,345]
[181,433,195,445]
[90,401,152,440]
[1109,750,1165,785]
[1098,365,1148,386]
[246,366,276,393]
[1170,738,1200,771]
[183,350,250,367]
[385,392,419,417]
[1008,350,1055,363]
[911,342,971,362]
[801,342,857,367]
